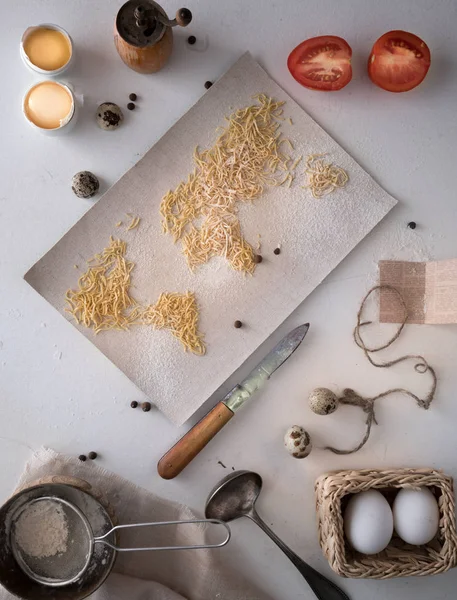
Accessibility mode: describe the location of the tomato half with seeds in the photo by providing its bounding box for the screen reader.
[287,36,352,91]
[368,31,431,92]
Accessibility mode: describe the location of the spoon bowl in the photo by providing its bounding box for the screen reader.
[205,470,262,521]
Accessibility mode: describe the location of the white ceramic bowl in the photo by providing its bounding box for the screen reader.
[22,81,78,136]
[20,24,73,77]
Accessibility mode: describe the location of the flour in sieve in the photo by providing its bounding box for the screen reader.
[14,500,69,558]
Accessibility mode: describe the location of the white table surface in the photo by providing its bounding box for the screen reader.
[1,1,457,598]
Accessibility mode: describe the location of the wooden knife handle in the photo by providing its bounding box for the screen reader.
[157,402,234,479]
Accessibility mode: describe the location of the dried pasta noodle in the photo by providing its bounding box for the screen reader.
[304,154,348,198]
[65,238,141,333]
[160,94,294,273]
[65,237,205,354]
[143,292,205,355]
[127,215,141,231]
[182,213,255,273]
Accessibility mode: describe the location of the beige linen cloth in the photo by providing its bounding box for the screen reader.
[0,448,272,600]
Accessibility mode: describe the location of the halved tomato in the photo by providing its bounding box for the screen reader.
[368,31,431,92]
[287,35,352,91]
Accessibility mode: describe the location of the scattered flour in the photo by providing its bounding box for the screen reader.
[15,500,69,558]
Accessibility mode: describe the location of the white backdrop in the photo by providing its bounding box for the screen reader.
[1,1,457,599]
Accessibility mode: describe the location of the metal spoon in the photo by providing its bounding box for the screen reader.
[205,470,350,600]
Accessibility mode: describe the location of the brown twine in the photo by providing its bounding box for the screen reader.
[325,285,437,455]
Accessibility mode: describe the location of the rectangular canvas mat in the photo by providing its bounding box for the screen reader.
[25,53,397,425]
[380,259,457,324]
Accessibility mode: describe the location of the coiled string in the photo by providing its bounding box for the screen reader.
[325,285,437,455]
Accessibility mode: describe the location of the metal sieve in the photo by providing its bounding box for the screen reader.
[10,495,231,587]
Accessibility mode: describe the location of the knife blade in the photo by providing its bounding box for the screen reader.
[157,323,309,479]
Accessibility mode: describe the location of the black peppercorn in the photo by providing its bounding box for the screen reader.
[130,400,138,408]
[254,254,263,264]
[407,221,417,230]
[187,35,196,45]
[78,454,87,462]
[234,320,243,329]
[273,247,281,255]
[178,8,192,26]
[88,451,98,460]
[127,102,135,111]
[129,93,137,101]
[204,81,213,89]
[141,402,152,412]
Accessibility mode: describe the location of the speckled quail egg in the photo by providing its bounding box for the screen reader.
[96,102,123,130]
[309,387,339,416]
[284,426,312,458]
[71,171,100,198]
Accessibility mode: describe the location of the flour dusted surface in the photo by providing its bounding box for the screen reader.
[15,500,69,559]
[24,53,397,425]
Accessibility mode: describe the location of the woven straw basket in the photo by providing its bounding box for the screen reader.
[315,468,457,579]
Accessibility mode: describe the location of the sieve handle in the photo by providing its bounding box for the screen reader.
[93,518,231,551]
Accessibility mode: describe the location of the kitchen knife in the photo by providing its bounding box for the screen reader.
[157,323,309,479]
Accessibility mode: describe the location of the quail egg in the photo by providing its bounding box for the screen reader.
[96,102,123,130]
[309,387,339,415]
[284,426,312,458]
[71,171,100,198]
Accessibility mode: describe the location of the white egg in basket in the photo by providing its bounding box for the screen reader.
[344,490,393,555]
[393,487,439,546]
